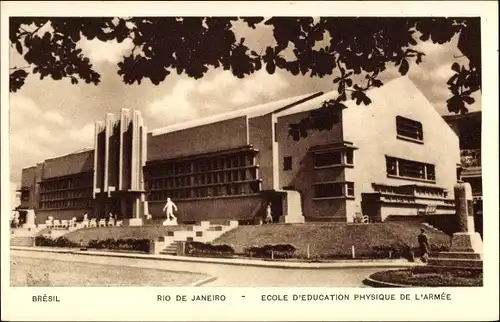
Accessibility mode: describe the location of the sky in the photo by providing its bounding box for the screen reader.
[8,18,482,208]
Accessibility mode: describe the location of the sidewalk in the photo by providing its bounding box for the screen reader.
[10,246,423,269]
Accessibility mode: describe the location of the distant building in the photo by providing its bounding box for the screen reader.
[443,110,482,236]
[18,76,460,226]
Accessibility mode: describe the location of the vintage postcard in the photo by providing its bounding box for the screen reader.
[1,1,498,321]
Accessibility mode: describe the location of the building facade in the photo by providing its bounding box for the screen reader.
[18,76,460,226]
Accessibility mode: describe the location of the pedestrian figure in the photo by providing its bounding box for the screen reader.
[418,228,430,262]
[265,203,273,224]
[163,198,178,220]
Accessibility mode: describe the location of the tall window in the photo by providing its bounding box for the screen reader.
[314,150,354,168]
[283,156,292,171]
[396,116,423,142]
[386,156,435,181]
[20,188,30,201]
[313,182,355,198]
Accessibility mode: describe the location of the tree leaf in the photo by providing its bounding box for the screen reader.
[462,96,475,104]
[399,59,409,75]
[451,62,460,73]
[266,61,276,74]
[15,41,23,55]
[372,79,383,87]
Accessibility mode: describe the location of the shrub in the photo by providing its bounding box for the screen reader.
[185,241,235,258]
[36,236,151,253]
[244,244,296,259]
[35,236,79,248]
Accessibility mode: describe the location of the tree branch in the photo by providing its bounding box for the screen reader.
[10,66,31,70]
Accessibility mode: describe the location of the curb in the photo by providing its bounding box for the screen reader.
[190,276,218,287]
[363,276,413,288]
[11,246,421,270]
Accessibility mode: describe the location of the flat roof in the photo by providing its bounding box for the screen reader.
[150,92,322,136]
[43,147,94,161]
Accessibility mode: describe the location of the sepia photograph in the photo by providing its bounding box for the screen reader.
[7,14,485,287]
[2,1,498,321]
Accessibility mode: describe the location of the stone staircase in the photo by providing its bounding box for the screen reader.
[159,242,179,255]
[152,220,239,255]
[11,236,35,247]
[427,251,483,269]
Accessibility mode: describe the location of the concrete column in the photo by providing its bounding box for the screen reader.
[271,114,279,190]
[454,183,469,232]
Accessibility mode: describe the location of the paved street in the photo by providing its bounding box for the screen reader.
[11,250,383,287]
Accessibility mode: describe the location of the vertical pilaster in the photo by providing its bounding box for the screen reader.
[271,114,280,190]
[104,113,115,195]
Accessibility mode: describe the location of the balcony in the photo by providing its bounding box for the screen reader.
[461,149,481,167]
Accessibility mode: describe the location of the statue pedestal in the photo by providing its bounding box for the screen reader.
[22,210,37,229]
[163,218,178,226]
[428,232,483,269]
[129,218,143,226]
[450,232,483,254]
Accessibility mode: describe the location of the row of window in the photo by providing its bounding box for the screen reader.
[39,198,92,210]
[148,152,256,178]
[283,150,354,171]
[148,168,257,190]
[313,182,355,198]
[386,156,435,181]
[40,189,93,201]
[148,181,261,201]
[40,173,93,192]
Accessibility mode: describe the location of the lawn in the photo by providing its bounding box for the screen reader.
[10,256,207,287]
[369,266,483,287]
[63,225,193,244]
[213,222,452,259]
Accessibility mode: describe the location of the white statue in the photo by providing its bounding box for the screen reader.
[265,203,273,224]
[83,213,88,221]
[163,198,178,220]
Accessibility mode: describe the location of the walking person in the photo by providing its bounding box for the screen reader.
[417,228,430,263]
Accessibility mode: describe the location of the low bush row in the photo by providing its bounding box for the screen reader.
[307,243,450,261]
[35,236,80,248]
[244,244,296,259]
[87,238,151,253]
[34,236,151,253]
[185,241,235,258]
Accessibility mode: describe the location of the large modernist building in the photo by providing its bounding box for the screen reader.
[18,76,460,226]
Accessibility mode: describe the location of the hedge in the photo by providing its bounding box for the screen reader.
[35,236,151,253]
[35,236,80,248]
[185,241,235,258]
[87,238,151,253]
[244,244,296,259]
[302,243,450,261]
[370,266,483,287]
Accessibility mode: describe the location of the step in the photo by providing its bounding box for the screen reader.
[427,257,483,269]
[432,251,482,260]
[11,237,34,247]
[159,242,179,255]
